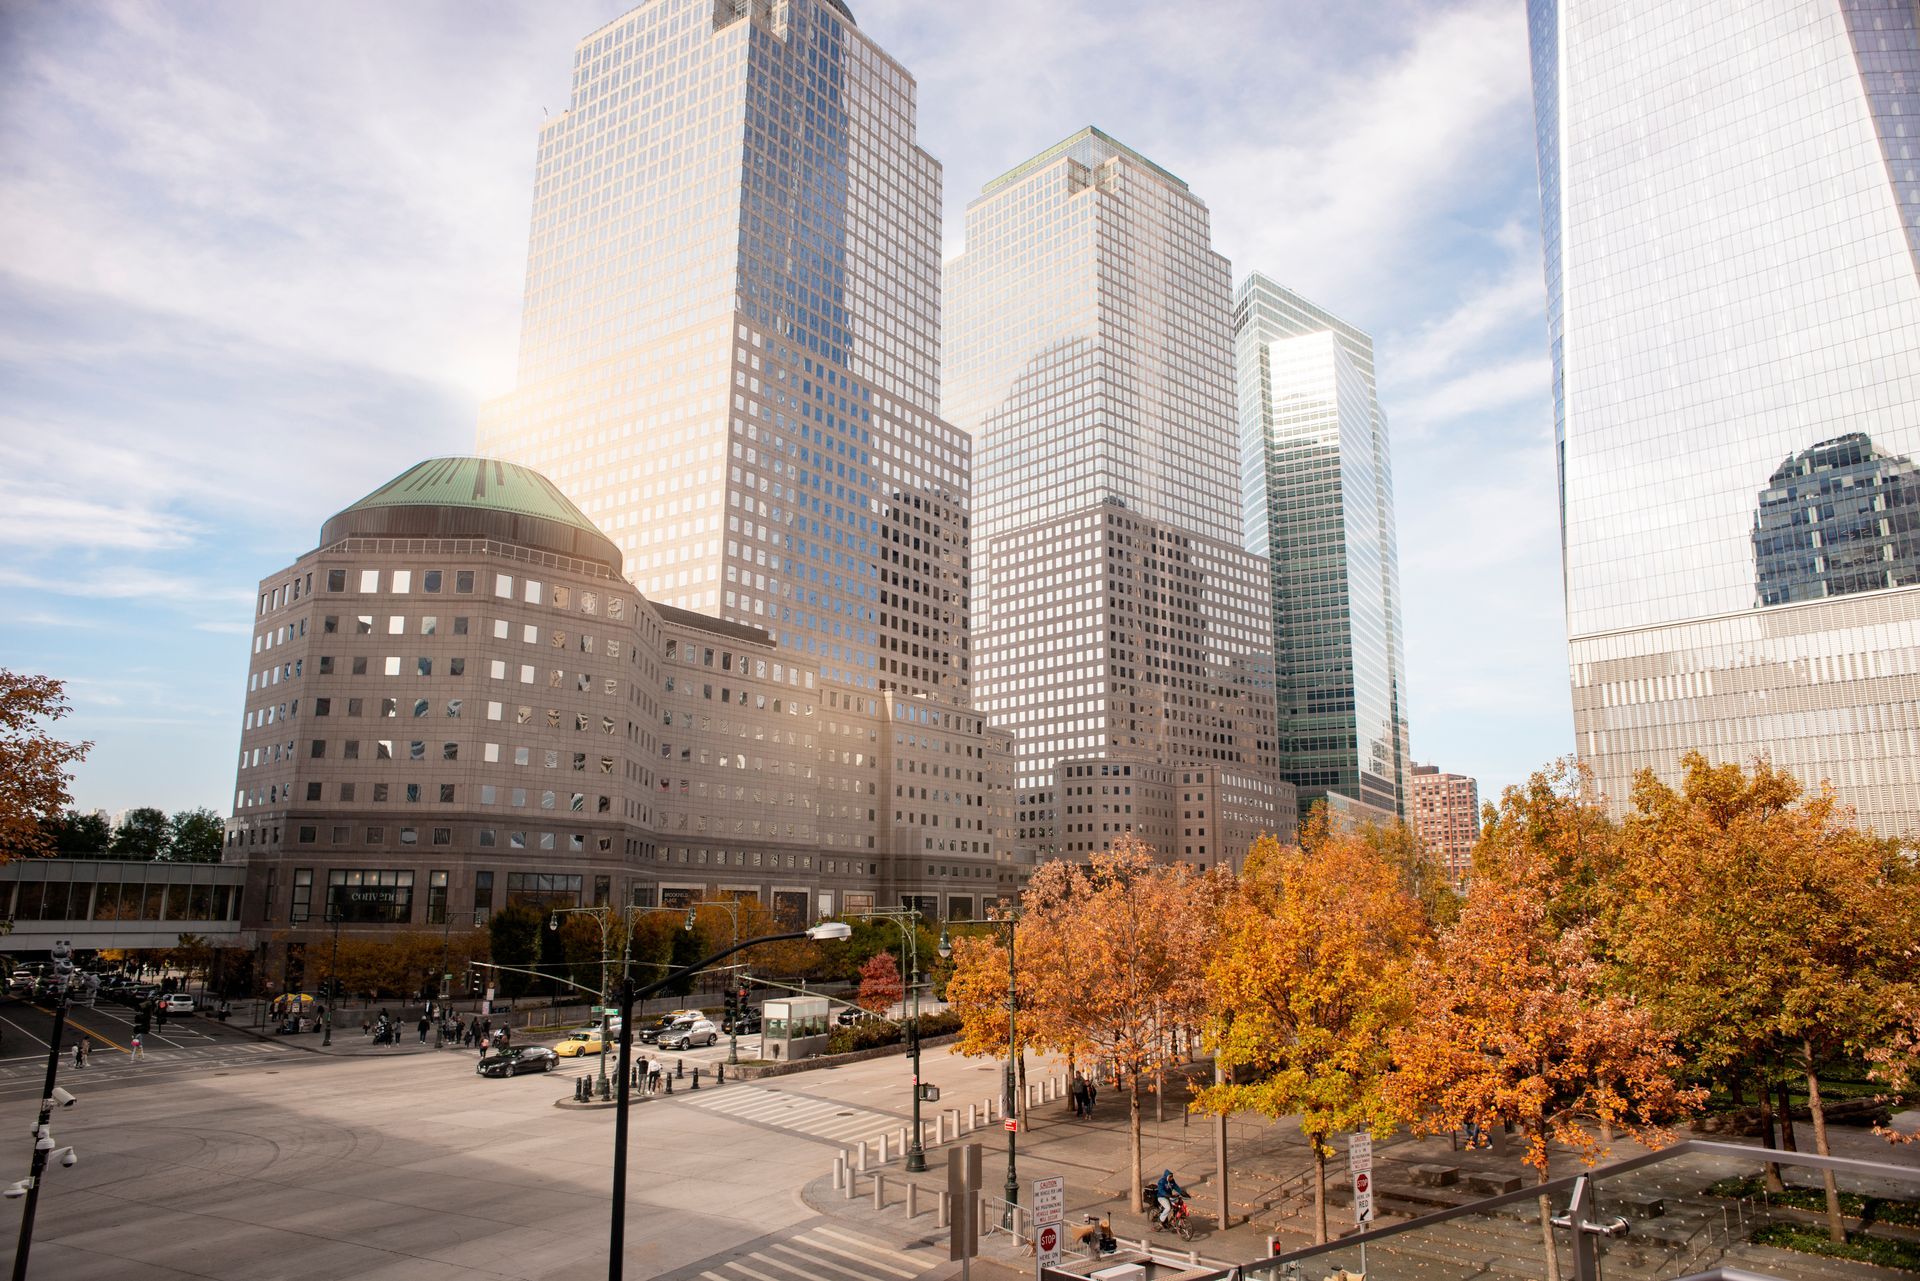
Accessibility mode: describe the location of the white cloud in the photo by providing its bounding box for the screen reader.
[1397,355,1552,433]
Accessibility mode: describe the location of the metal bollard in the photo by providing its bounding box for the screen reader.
[716,1063,725,1085]
[834,1155,845,1190]
[665,1074,674,1094]
[873,1172,886,1211]
[907,1181,919,1219]
[967,1103,977,1132]
[897,1125,909,1155]
[691,1068,701,1091]
[677,1058,685,1078]
[600,1075,612,1101]
[937,1190,950,1229]
[946,1109,959,1141]
[843,1167,857,1200]
[878,1132,889,1162]
[857,1140,869,1173]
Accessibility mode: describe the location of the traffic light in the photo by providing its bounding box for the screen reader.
[723,990,738,1022]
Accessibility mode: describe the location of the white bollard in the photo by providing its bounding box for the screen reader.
[897,1125,909,1156]
[878,1132,890,1163]
[858,1140,870,1173]
[938,1190,950,1229]
[834,1154,845,1190]
[967,1103,977,1132]
[907,1181,919,1219]
[873,1172,886,1211]
[946,1108,959,1141]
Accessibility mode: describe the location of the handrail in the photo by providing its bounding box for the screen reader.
[1237,1138,1920,1277]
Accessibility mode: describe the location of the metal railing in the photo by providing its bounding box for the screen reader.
[1240,1139,1920,1281]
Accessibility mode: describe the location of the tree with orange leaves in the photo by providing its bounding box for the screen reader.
[1019,837,1226,1213]
[1615,753,1920,1241]
[1387,762,1700,1281]
[0,671,91,861]
[1194,831,1427,1243]
[857,950,904,1015]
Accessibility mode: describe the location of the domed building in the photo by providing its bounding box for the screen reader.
[228,458,1018,965]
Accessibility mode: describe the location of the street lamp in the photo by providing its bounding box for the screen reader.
[939,906,1020,1227]
[10,940,79,1281]
[692,899,743,1065]
[607,920,851,1281]
[863,908,927,1172]
[321,908,342,1048]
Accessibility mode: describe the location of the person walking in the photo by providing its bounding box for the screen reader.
[417,1013,431,1044]
[80,1040,90,1068]
[130,1034,144,1062]
[72,1042,84,1070]
[1069,1073,1086,1118]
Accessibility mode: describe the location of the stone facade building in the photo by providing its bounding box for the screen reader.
[229,458,1018,947]
[1409,762,1479,886]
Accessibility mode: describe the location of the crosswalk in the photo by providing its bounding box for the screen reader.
[684,1224,937,1281]
[683,1083,904,1148]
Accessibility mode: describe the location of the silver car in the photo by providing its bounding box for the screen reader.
[658,1017,719,1050]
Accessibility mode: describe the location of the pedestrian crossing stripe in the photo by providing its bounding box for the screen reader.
[695,1226,933,1281]
[686,1086,901,1144]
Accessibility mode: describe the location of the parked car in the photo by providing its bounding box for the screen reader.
[836,1006,878,1026]
[658,1017,720,1050]
[724,1009,761,1035]
[160,993,196,1015]
[6,972,33,998]
[553,1028,607,1057]
[476,1047,560,1078]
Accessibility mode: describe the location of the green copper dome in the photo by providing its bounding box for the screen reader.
[321,457,621,568]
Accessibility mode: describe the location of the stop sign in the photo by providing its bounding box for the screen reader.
[1039,1225,1058,1251]
[1355,1172,1370,1194]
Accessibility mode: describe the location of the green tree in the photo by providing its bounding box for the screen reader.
[0,671,92,860]
[109,807,171,858]
[166,808,225,862]
[41,809,110,854]
[487,903,542,998]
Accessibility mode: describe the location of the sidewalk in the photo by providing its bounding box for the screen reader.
[800,1056,1920,1276]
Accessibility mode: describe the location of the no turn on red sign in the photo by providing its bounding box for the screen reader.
[1036,1222,1061,1271]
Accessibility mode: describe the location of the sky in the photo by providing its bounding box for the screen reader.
[0,0,1569,819]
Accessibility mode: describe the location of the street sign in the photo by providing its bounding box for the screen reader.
[1032,1175,1065,1226]
[1036,1222,1061,1273]
[1349,1133,1375,1225]
[1004,1118,1018,1132]
[918,1083,941,1103]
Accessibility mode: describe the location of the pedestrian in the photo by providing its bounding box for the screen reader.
[361,1015,372,1037]
[417,1014,431,1044]
[648,1060,662,1094]
[1069,1073,1086,1118]
[130,1034,144,1062]
[72,1042,84,1070]
[499,1024,512,1049]
[1086,1077,1097,1114]
[80,1040,90,1068]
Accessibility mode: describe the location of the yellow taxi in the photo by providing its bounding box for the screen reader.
[553,1027,608,1057]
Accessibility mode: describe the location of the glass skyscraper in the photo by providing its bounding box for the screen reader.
[480,0,972,712]
[947,129,1288,867]
[1234,275,1411,825]
[1530,0,1920,834]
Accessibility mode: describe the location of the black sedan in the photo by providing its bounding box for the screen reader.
[475,1047,560,1078]
[724,1010,761,1035]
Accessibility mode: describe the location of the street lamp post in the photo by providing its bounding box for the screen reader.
[691,899,743,1064]
[10,940,77,1281]
[321,910,341,1048]
[940,907,1020,1226]
[606,921,852,1281]
[862,908,926,1172]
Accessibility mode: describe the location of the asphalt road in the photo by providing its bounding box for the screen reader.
[0,1012,982,1280]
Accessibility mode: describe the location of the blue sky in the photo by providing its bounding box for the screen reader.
[0,0,1567,817]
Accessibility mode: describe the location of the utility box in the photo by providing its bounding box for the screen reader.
[762,996,830,1060]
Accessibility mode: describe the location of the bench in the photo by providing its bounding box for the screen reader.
[1410,1164,1460,1188]
[1466,1173,1524,1196]
[1622,1195,1666,1220]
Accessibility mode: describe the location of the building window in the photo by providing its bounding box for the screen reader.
[292,867,313,923]
[427,870,449,924]
[505,872,581,907]
[297,826,316,844]
[327,569,346,592]
[326,869,415,923]
[473,870,493,919]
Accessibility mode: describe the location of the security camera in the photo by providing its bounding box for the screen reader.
[54,1148,75,1169]
[3,1180,29,1200]
[49,1087,75,1108]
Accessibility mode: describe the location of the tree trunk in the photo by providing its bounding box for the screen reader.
[1130,1075,1146,1213]
[1536,1130,1561,1281]
[1778,1080,1799,1153]
[1155,1063,1165,1124]
[1804,1044,1845,1244]
[1758,1060,1784,1194]
[1311,1134,1329,1245]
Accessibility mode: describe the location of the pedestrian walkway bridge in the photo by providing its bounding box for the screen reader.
[0,858,246,953]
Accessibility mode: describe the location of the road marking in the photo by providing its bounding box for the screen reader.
[797,1234,919,1278]
[812,1227,925,1270]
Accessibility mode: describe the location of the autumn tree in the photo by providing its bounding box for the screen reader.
[1388,764,1699,1281]
[858,950,904,1014]
[1018,838,1225,1212]
[1195,832,1427,1243]
[1615,753,1920,1241]
[0,672,92,861]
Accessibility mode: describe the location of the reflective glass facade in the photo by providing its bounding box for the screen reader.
[480,0,972,712]
[947,129,1287,864]
[1234,276,1411,824]
[1532,0,1920,834]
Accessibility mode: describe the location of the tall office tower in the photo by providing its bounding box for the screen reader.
[480,0,974,714]
[948,128,1289,866]
[1410,762,1479,887]
[1234,274,1412,826]
[1530,0,1920,834]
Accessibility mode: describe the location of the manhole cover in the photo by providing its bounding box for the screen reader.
[837,1111,854,1116]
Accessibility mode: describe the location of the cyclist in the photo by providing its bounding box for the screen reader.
[1154,1168,1188,1229]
